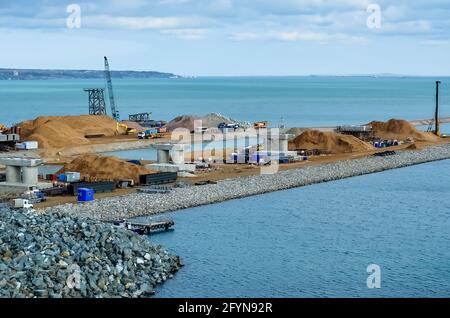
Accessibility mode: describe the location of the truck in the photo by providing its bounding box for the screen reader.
[193,127,208,134]
[253,121,268,129]
[218,122,240,130]
[13,199,34,209]
[138,128,168,139]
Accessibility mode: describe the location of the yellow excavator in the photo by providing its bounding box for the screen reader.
[116,122,137,135]
[0,124,9,134]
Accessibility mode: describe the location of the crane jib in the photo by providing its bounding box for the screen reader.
[104,56,120,121]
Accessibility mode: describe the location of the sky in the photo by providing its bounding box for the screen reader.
[0,0,449,76]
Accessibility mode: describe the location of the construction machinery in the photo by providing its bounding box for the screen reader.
[116,122,128,135]
[0,124,8,134]
[253,121,268,129]
[125,128,137,135]
[104,56,120,121]
[138,128,170,139]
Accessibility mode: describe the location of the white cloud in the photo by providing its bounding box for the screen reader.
[82,15,209,30]
[230,30,367,43]
[160,28,207,39]
[158,0,192,5]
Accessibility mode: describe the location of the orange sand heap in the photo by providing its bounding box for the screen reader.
[166,113,240,132]
[60,154,154,184]
[370,119,439,142]
[289,130,374,154]
[19,115,125,149]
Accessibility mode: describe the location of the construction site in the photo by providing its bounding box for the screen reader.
[1,58,449,213]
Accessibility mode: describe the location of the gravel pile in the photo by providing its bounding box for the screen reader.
[47,144,450,221]
[0,208,182,298]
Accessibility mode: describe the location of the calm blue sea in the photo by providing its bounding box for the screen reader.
[148,160,450,298]
[1,77,449,129]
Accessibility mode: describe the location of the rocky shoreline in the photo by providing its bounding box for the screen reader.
[0,208,182,298]
[46,143,450,221]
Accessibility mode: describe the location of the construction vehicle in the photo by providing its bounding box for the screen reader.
[0,124,8,134]
[104,56,120,121]
[253,121,268,129]
[138,128,170,139]
[218,122,240,130]
[13,199,34,209]
[125,128,137,135]
[116,122,128,134]
[137,131,146,139]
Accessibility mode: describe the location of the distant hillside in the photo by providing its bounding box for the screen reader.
[0,68,180,80]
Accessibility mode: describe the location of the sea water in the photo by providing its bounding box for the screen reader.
[149,159,450,297]
[1,77,449,129]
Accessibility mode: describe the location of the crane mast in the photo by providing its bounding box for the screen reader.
[104,56,120,121]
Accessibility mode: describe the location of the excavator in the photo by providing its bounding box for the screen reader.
[0,124,8,134]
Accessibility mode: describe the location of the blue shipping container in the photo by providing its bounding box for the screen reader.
[58,174,67,182]
[78,188,94,202]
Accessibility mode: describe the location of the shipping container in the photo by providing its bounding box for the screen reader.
[65,172,81,183]
[68,181,116,195]
[139,172,177,186]
[15,141,38,150]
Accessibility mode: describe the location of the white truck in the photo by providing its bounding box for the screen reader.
[13,199,34,209]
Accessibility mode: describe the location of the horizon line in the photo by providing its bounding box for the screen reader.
[1,67,450,78]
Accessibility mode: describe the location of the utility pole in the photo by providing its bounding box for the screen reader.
[435,81,441,136]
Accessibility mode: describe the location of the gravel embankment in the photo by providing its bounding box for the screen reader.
[0,208,182,298]
[47,143,450,221]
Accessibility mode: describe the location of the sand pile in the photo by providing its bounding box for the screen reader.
[285,127,307,139]
[60,154,154,183]
[289,130,374,154]
[370,119,439,142]
[406,143,423,150]
[165,113,243,132]
[165,115,195,132]
[19,115,125,149]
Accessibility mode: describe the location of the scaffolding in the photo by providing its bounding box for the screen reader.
[84,88,107,116]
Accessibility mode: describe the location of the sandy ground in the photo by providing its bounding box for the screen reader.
[39,129,263,164]
[34,188,137,209]
[33,138,450,209]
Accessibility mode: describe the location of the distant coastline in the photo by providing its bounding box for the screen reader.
[0,68,180,80]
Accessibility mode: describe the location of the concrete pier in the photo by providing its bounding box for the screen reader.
[0,157,49,193]
[150,143,195,173]
[5,165,21,183]
[153,143,187,165]
[266,134,291,154]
